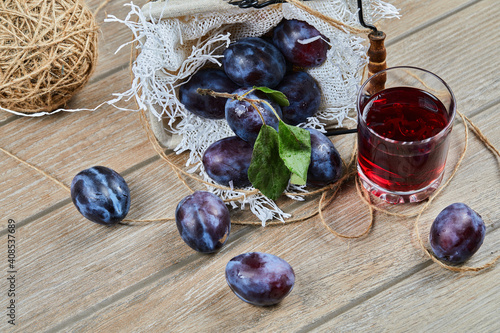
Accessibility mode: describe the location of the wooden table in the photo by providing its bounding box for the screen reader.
[1,0,499,331]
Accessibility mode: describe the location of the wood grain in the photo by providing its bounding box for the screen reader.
[6,110,495,332]
[315,111,500,331]
[385,0,500,116]
[377,0,474,42]
[0,107,156,228]
[0,157,213,332]
[53,103,500,333]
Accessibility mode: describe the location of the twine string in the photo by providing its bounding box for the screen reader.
[94,0,112,17]
[0,0,99,113]
[318,175,374,239]
[1,0,498,272]
[462,113,499,158]
[137,108,356,225]
[412,112,500,272]
[284,0,372,35]
[0,146,71,193]
[1,100,498,273]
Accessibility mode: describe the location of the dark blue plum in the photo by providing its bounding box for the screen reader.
[430,203,486,265]
[203,136,253,188]
[272,19,329,68]
[175,191,231,253]
[225,87,282,143]
[179,68,239,119]
[306,128,343,187]
[70,166,130,226]
[276,71,321,125]
[223,37,286,88]
[225,252,295,306]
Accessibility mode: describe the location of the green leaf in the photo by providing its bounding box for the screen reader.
[278,121,311,185]
[253,86,290,107]
[248,125,290,200]
[290,173,306,186]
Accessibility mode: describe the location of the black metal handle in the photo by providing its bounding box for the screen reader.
[228,0,314,9]
[357,0,381,34]
[325,128,358,137]
[228,0,282,8]
[228,0,381,35]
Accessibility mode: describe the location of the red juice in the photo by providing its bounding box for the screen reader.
[358,86,452,192]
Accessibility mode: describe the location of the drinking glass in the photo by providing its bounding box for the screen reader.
[357,66,456,204]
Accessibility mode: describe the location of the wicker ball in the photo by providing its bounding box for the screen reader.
[0,0,98,114]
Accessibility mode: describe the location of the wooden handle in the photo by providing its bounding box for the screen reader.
[366,31,387,94]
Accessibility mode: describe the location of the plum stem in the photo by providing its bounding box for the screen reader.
[197,88,241,100]
[197,88,257,103]
[240,88,256,98]
[258,99,282,122]
[196,88,356,136]
[197,87,282,125]
[248,101,266,125]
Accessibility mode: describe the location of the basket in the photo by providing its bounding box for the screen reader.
[111,0,399,223]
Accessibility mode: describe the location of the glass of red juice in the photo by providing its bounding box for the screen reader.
[357,66,456,204]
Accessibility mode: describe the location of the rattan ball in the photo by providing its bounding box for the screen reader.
[0,0,98,114]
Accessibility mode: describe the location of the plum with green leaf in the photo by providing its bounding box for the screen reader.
[225,88,282,143]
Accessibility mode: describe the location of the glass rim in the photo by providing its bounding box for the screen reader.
[357,66,457,145]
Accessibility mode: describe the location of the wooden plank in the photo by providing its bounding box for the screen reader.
[0,157,214,332]
[88,0,149,83]
[0,111,14,123]
[3,181,410,332]
[0,1,154,227]
[307,105,500,332]
[1,0,498,332]
[57,93,500,333]
[1,114,443,330]
[45,0,499,330]
[0,135,366,332]
[377,0,473,41]
[325,249,500,332]
[12,102,490,330]
[385,0,500,116]
[0,69,157,228]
